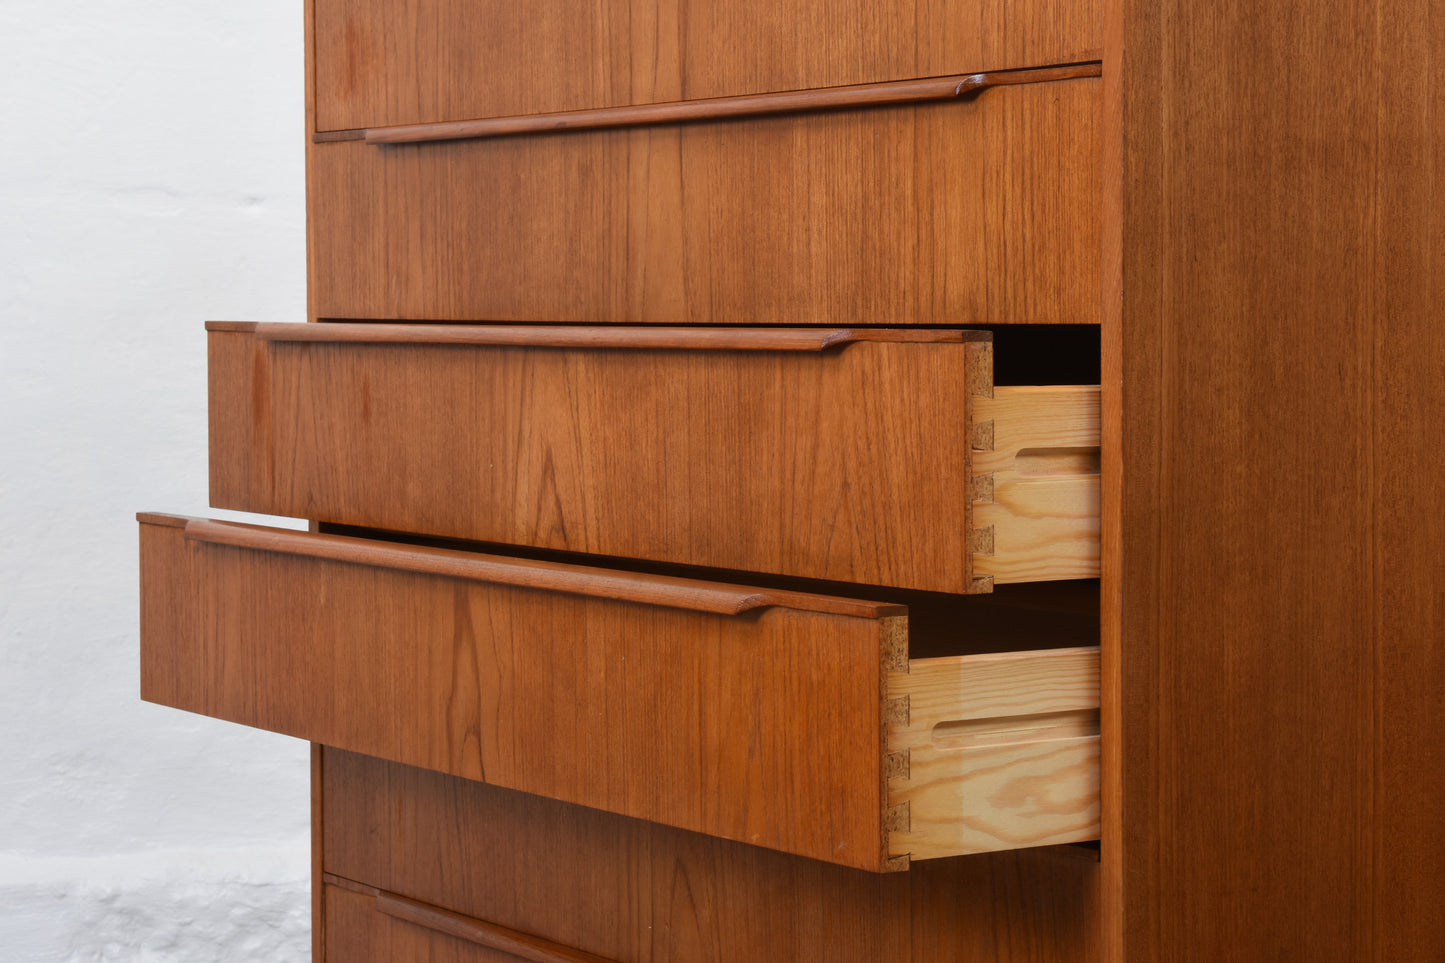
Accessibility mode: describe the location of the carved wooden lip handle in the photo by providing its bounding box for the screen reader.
[138,513,904,620]
[205,320,989,351]
[315,62,1101,146]
[374,888,618,963]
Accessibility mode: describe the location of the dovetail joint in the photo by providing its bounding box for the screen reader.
[883,696,910,729]
[970,419,995,451]
[880,617,909,672]
[884,802,911,833]
[971,525,995,556]
[966,341,995,399]
[970,472,994,504]
[884,749,911,781]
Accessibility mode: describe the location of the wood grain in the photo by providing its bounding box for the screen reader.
[1371,3,1445,955]
[326,885,556,963]
[220,320,984,349]
[888,648,1100,860]
[374,890,620,963]
[1109,0,1445,956]
[208,327,991,593]
[973,386,1101,585]
[321,749,1101,963]
[359,65,1103,145]
[181,517,903,618]
[308,79,1102,326]
[311,0,1102,131]
[139,515,896,870]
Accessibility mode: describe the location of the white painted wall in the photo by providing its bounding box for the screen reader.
[1,1,313,959]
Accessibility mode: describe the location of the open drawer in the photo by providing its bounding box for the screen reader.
[208,322,1099,595]
[139,514,1099,872]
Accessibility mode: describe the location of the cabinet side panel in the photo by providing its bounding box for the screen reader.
[1372,2,1445,955]
[1116,0,1445,957]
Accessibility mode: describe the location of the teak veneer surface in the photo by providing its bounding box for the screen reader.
[312,0,1102,131]
[357,66,1102,146]
[308,78,1101,326]
[209,326,990,593]
[1107,0,1445,956]
[139,515,895,869]
[326,885,618,963]
[320,749,1101,963]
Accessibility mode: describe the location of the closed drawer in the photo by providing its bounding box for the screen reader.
[139,515,1099,871]
[312,0,1101,132]
[309,76,1101,326]
[208,323,1099,595]
[320,750,1099,963]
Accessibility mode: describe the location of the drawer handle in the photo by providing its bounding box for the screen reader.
[375,890,618,963]
[932,708,1101,749]
[349,62,1103,146]
[208,320,981,352]
[176,517,901,619]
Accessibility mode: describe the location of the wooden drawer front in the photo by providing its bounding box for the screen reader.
[139,515,1099,870]
[309,77,1101,327]
[312,0,1101,132]
[320,750,1101,963]
[209,323,1099,594]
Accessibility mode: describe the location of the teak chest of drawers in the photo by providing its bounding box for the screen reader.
[138,0,1445,957]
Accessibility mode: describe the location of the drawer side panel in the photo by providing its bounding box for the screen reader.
[887,647,1101,859]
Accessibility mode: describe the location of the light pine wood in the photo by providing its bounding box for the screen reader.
[972,386,1102,585]
[320,749,1101,963]
[888,648,1100,861]
[308,79,1102,326]
[359,65,1103,145]
[311,0,1102,131]
[208,326,995,593]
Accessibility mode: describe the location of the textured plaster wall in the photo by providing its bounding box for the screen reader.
[1,1,313,959]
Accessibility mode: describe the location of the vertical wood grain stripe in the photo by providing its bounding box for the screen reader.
[355,63,1102,145]
[374,890,619,963]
